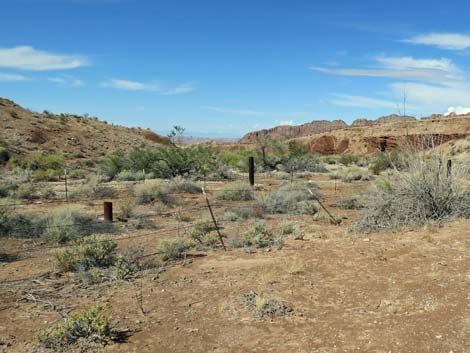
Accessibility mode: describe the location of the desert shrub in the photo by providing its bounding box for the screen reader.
[0,208,47,238]
[118,199,135,219]
[134,180,174,205]
[71,174,116,199]
[38,304,115,349]
[284,154,328,174]
[277,221,304,239]
[15,183,36,199]
[115,170,151,181]
[43,207,114,243]
[99,153,128,180]
[188,219,216,244]
[340,168,370,182]
[55,236,117,272]
[338,154,360,166]
[369,151,406,175]
[223,206,253,221]
[159,238,194,261]
[216,182,254,201]
[168,177,202,194]
[260,181,320,214]
[243,291,292,319]
[32,169,61,181]
[28,152,65,172]
[337,195,365,209]
[39,186,56,200]
[354,155,470,233]
[243,221,284,248]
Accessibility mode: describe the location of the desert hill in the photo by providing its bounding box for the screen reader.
[0,98,169,165]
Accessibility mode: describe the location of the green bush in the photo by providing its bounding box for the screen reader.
[134,180,174,205]
[159,238,194,261]
[115,170,154,181]
[188,219,217,244]
[0,208,47,238]
[223,206,253,221]
[216,182,254,201]
[55,236,117,272]
[277,221,304,239]
[15,183,36,199]
[71,174,116,199]
[260,181,320,214]
[338,154,360,166]
[38,304,115,349]
[243,221,283,248]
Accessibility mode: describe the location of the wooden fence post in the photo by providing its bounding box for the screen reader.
[64,169,68,202]
[447,159,452,178]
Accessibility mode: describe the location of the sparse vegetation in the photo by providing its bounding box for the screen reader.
[216,182,254,201]
[38,304,116,349]
[354,154,470,233]
[243,291,292,319]
[242,221,284,248]
[260,181,320,214]
[159,238,194,261]
[134,180,174,205]
[337,195,365,209]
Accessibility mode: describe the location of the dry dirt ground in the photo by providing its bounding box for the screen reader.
[2,175,470,352]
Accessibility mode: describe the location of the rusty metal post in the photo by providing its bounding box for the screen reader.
[248,156,255,186]
[202,187,227,251]
[104,202,113,222]
[447,159,452,178]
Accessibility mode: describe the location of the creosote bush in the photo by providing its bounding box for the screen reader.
[260,181,320,215]
[278,220,304,240]
[354,154,470,233]
[216,182,254,201]
[38,304,115,349]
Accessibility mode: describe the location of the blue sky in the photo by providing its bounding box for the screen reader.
[2,0,470,137]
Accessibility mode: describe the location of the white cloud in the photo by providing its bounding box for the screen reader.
[48,75,84,87]
[0,46,89,70]
[102,79,194,95]
[445,106,470,116]
[0,72,29,81]
[405,33,470,50]
[330,94,398,109]
[310,55,460,83]
[204,106,269,116]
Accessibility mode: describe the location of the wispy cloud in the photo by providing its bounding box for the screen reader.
[0,72,29,81]
[203,106,270,116]
[330,94,398,109]
[102,79,194,95]
[277,120,295,126]
[310,56,460,83]
[48,75,84,87]
[404,33,470,50]
[0,46,90,70]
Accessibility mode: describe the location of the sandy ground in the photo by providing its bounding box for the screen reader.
[2,175,470,352]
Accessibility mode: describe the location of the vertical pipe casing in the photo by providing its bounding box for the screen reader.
[248,156,255,186]
[104,202,113,222]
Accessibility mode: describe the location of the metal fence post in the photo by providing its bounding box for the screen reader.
[447,159,452,178]
[249,156,255,186]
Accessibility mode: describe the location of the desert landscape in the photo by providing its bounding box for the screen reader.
[2,98,470,352]
[3,1,470,352]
